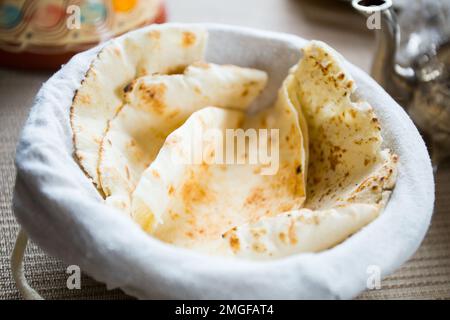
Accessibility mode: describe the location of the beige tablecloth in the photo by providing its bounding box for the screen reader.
[1,0,449,299]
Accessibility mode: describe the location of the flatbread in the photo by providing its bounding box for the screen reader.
[70,25,207,186]
[223,204,379,259]
[99,63,268,212]
[222,41,398,259]
[223,152,397,259]
[295,41,392,209]
[71,28,399,260]
[130,81,307,252]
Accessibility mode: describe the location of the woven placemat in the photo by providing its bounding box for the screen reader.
[0,68,449,300]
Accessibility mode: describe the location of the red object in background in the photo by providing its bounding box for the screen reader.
[0,2,167,70]
[32,4,66,30]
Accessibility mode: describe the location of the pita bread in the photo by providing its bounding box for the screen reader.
[71,27,398,260]
[99,63,268,212]
[295,41,394,209]
[223,151,397,259]
[223,204,379,259]
[130,82,307,252]
[70,25,207,186]
[222,41,398,259]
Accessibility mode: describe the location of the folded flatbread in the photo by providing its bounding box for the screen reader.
[99,63,268,212]
[71,26,207,187]
[71,25,398,260]
[222,41,398,259]
[130,85,307,252]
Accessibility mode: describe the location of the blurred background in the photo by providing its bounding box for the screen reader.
[0,0,449,299]
[0,0,378,70]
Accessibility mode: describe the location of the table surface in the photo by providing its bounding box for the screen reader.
[1,0,449,300]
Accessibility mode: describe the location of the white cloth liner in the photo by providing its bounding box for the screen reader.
[13,23,434,299]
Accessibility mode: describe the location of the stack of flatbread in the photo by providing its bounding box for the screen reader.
[71,26,398,260]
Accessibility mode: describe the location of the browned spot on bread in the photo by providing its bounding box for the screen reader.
[137,82,167,114]
[166,64,186,75]
[229,233,240,253]
[169,210,180,220]
[328,152,340,171]
[252,242,267,253]
[125,165,130,180]
[260,117,267,127]
[151,169,160,179]
[244,80,258,90]
[182,31,196,47]
[245,187,266,207]
[250,228,267,239]
[166,109,180,120]
[113,47,121,57]
[137,66,148,76]
[181,175,214,210]
[186,231,194,239]
[128,138,136,147]
[94,136,102,144]
[193,86,202,95]
[278,203,294,212]
[253,166,262,174]
[288,219,298,245]
[75,93,91,105]
[148,30,161,40]
[123,81,135,93]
